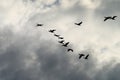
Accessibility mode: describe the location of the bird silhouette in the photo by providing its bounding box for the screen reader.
[67,49,73,52]
[79,54,85,59]
[58,40,64,44]
[75,21,83,26]
[104,16,117,21]
[36,24,43,26]
[54,34,60,37]
[58,37,64,39]
[49,29,56,33]
[84,54,89,59]
[62,42,69,47]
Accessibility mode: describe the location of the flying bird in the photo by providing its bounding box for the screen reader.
[58,40,64,44]
[84,54,89,59]
[67,49,73,52]
[36,24,43,26]
[75,21,83,26]
[79,54,85,59]
[104,16,117,21]
[62,42,69,47]
[49,29,56,33]
[58,37,64,39]
[54,34,60,37]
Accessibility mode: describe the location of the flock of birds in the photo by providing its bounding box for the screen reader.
[36,16,117,60]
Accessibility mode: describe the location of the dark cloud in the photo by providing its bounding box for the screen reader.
[0,27,95,80]
[36,45,92,80]
[0,40,93,80]
[94,62,120,80]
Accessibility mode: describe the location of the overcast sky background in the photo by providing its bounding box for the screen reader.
[0,0,120,80]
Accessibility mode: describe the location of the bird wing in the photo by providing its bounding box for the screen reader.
[113,16,117,19]
[68,49,70,51]
[85,54,89,59]
[75,23,78,25]
[66,42,69,45]
[104,18,108,21]
[113,16,117,18]
[68,49,73,52]
[71,49,73,52]
[37,24,43,26]
[52,30,56,31]
[79,22,82,24]
[59,37,63,39]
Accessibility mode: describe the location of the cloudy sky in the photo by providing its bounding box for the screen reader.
[0,0,120,80]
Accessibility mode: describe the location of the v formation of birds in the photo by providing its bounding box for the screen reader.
[36,16,117,60]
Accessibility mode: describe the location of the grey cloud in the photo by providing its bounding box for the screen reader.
[0,37,94,80]
[95,0,120,16]
[0,0,120,80]
[108,64,120,80]
[94,63,120,80]
[36,45,90,80]
[0,25,95,80]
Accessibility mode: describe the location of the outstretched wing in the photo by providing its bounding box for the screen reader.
[79,22,82,24]
[85,54,89,59]
[75,22,82,25]
[75,23,78,25]
[65,42,69,45]
[104,17,108,21]
[68,49,73,52]
[113,16,117,19]
[37,24,43,26]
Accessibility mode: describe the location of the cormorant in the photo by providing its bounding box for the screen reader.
[58,40,64,44]
[58,37,64,39]
[84,54,89,59]
[104,16,117,21]
[75,21,83,26]
[54,34,60,37]
[49,29,56,33]
[67,49,73,52]
[79,54,85,59]
[36,24,43,26]
[62,42,69,47]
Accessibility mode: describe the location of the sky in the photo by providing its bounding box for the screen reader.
[0,0,120,80]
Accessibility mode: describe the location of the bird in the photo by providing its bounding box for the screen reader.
[84,54,89,59]
[104,16,117,21]
[67,49,73,52]
[62,42,69,47]
[58,40,64,44]
[49,29,56,33]
[54,34,60,37]
[75,21,83,26]
[79,54,85,59]
[58,37,64,39]
[36,24,43,26]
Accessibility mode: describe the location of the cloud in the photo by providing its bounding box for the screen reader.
[80,0,102,10]
[95,0,120,15]
[0,0,120,80]
[0,27,95,80]
[94,63,120,80]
